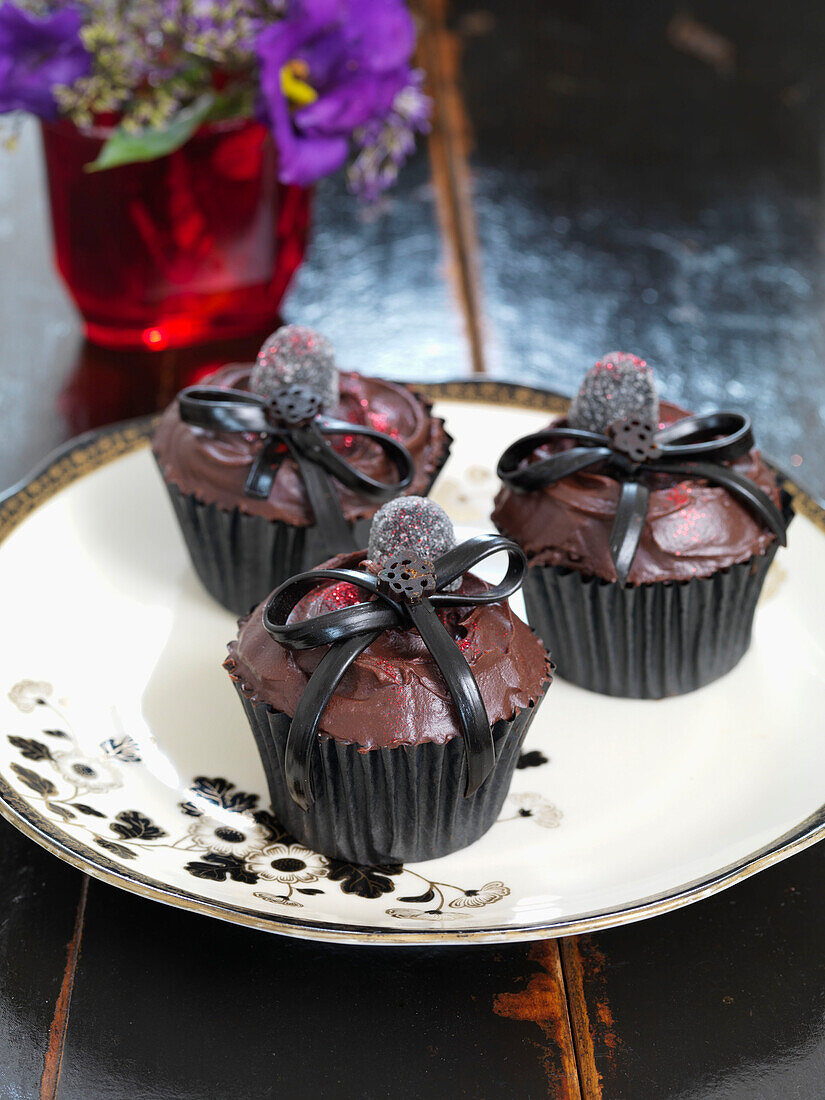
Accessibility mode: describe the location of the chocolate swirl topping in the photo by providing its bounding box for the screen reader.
[153,366,451,525]
[175,380,414,558]
[493,402,786,586]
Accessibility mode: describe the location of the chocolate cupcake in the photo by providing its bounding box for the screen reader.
[153,325,452,614]
[225,498,553,865]
[494,352,791,698]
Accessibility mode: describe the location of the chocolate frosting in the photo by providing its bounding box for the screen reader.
[492,401,783,585]
[225,550,552,750]
[153,365,450,525]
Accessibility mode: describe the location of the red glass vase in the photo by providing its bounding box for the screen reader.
[41,118,311,350]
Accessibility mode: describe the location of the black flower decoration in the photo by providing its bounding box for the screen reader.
[497,411,787,585]
[326,861,402,899]
[177,382,415,558]
[263,534,527,811]
[185,853,258,884]
[8,736,53,762]
[100,735,142,763]
[72,802,106,818]
[109,810,168,841]
[378,552,436,601]
[189,776,259,814]
[95,837,137,860]
[11,763,57,798]
[516,750,549,770]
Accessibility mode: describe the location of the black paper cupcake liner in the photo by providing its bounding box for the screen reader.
[522,534,787,699]
[158,477,370,616]
[157,452,448,616]
[230,676,548,864]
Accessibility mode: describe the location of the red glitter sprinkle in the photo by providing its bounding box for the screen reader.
[457,627,479,660]
[373,656,402,684]
[367,411,400,439]
[319,582,365,611]
[593,353,647,374]
[666,484,690,508]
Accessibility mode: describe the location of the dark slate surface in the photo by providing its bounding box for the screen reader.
[580,842,825,1099]
[0,824,83,1098]
[56,881,564,1100]
[456,0,825,1095]
[454,0,825,491]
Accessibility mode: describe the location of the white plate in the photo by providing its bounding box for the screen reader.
[0,381,823,946]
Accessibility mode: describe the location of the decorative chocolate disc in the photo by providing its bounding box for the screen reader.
[378,552,437,602]
[608,417,660,463]
[266,384,323,427]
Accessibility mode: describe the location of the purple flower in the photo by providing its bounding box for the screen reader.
[348,69,430,201]
[256,0,416,186]
[0,3,90,119]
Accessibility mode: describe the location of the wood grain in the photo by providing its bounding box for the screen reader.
[560,937,613,1100]
[57,882,568,1099]
[418,0,487,375]
[494,941,582,1099]
[0,821,85,1098]
[39,876,88,1100]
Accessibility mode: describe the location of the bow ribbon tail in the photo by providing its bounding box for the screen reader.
[609,480,651,586]
[405,599,496,797]
[244,436,287,499]
[652,460,787,545]
[285,630,383,811]
[288,427,359,556]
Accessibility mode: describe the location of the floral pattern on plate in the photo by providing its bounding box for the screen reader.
[3,680,562,921]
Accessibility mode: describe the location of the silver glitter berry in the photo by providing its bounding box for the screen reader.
[368,497,456,567]
[568,352,659,434]
[249,325,339,410]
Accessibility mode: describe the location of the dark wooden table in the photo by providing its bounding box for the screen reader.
[3,3,825,1096]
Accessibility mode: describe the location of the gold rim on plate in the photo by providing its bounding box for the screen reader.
[0,379,822,945]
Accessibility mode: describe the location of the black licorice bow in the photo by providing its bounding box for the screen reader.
[262,534,527,811]
[497,411,787,586]
[178,382,415,555]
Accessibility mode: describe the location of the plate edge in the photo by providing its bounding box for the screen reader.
[0,770,823,945]
[0,380,823,943]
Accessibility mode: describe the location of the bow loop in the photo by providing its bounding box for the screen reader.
[655,410,754,462]
[178,385,269,434]
[262,534,527,810]
[177,382,416,560]
[497,409,786,585]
